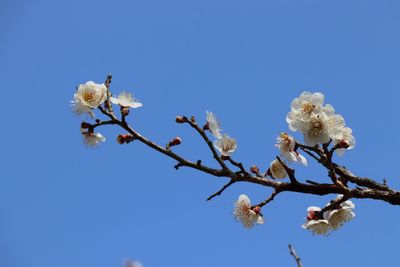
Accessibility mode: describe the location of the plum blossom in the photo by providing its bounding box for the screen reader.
[286,91,325,132]
[286,92,356,150]
[206,111,222,139]
[72,81,107,118]
[214,134,237,156]
[275,132,307,166]
[111,92,143,108]
[269,159,288,179]
[323,195,355,230]
[333,127,355,156]
[233,194,264,229]
[302,206,331,235]
[82,132,106,147]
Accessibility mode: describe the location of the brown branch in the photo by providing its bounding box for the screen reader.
[276,156,298,184]
[333,164,391,191]
[320,195,349,213]
[226,157,249,176]
[104,74,114,114]
[116,120,233,178]
[288,244,302,267]
[184,117,229,170]
[87,114,400,206]
[255,190,280,208]
[207,179,236,201]
[86,75,400,207]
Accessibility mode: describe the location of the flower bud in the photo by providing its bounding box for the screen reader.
[117,134,135,144]
[168,136,182,147]
[175,116,187,123]
[121,107,130,117]
[250,165,260,174]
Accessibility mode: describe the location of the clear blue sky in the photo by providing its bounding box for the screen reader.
[1,0,400,266]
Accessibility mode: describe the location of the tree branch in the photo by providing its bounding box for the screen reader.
[207,179,236,201]
[288,244,302,267]
[80,75,400,210]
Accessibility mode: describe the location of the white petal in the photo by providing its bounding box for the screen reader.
[311,92,325,106]
[297,154,308,166]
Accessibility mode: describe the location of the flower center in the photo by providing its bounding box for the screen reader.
[82,91,95,103]
[222,139,235,151]
[308,117,324,137]
[302,103,316,114]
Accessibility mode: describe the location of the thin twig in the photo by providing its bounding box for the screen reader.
[207,179,236,201]
[185,118,229,170]
[226,157,249,176]
[288,244,302,267]
[104,74,114,114]
[276,156,298,184]
[255,190,280,208]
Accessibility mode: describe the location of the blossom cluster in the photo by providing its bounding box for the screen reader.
[71,81,142,147]
[302,195,355,235]
[286,91,355,155]
[230,92,356,231]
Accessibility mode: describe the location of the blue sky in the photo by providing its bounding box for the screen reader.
[1,0,400,266]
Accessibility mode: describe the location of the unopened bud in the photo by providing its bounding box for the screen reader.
[117,134,135,144]
[175,116,187,123]
[121,107,130,117]
[250,165,260,174]
[168,136,182,147]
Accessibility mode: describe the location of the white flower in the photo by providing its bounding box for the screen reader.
[110,92,143,108]
[269,159,288,179]
[286,91,325,132]
[206,111,222,139]
[72,81,107,117]
[333,127,356,156]
[323,104,346,140]
[214,134,237,156]
[275,133,307,166]
[286,92,353,147]
[233,194,264,229]
[302,206,332,235]
[82,132,106,147]
[323,195,355,230]
[302,114,331,146]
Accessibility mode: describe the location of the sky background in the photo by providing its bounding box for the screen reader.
[1,0,400,266]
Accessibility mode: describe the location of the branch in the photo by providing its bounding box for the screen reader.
[288,244,302,267]
[207,179,236,201]
[255,190,280,208]
[184,117,229,170]
[104,74,114,114]
[276,156,298,184]
[82,75,400,208]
